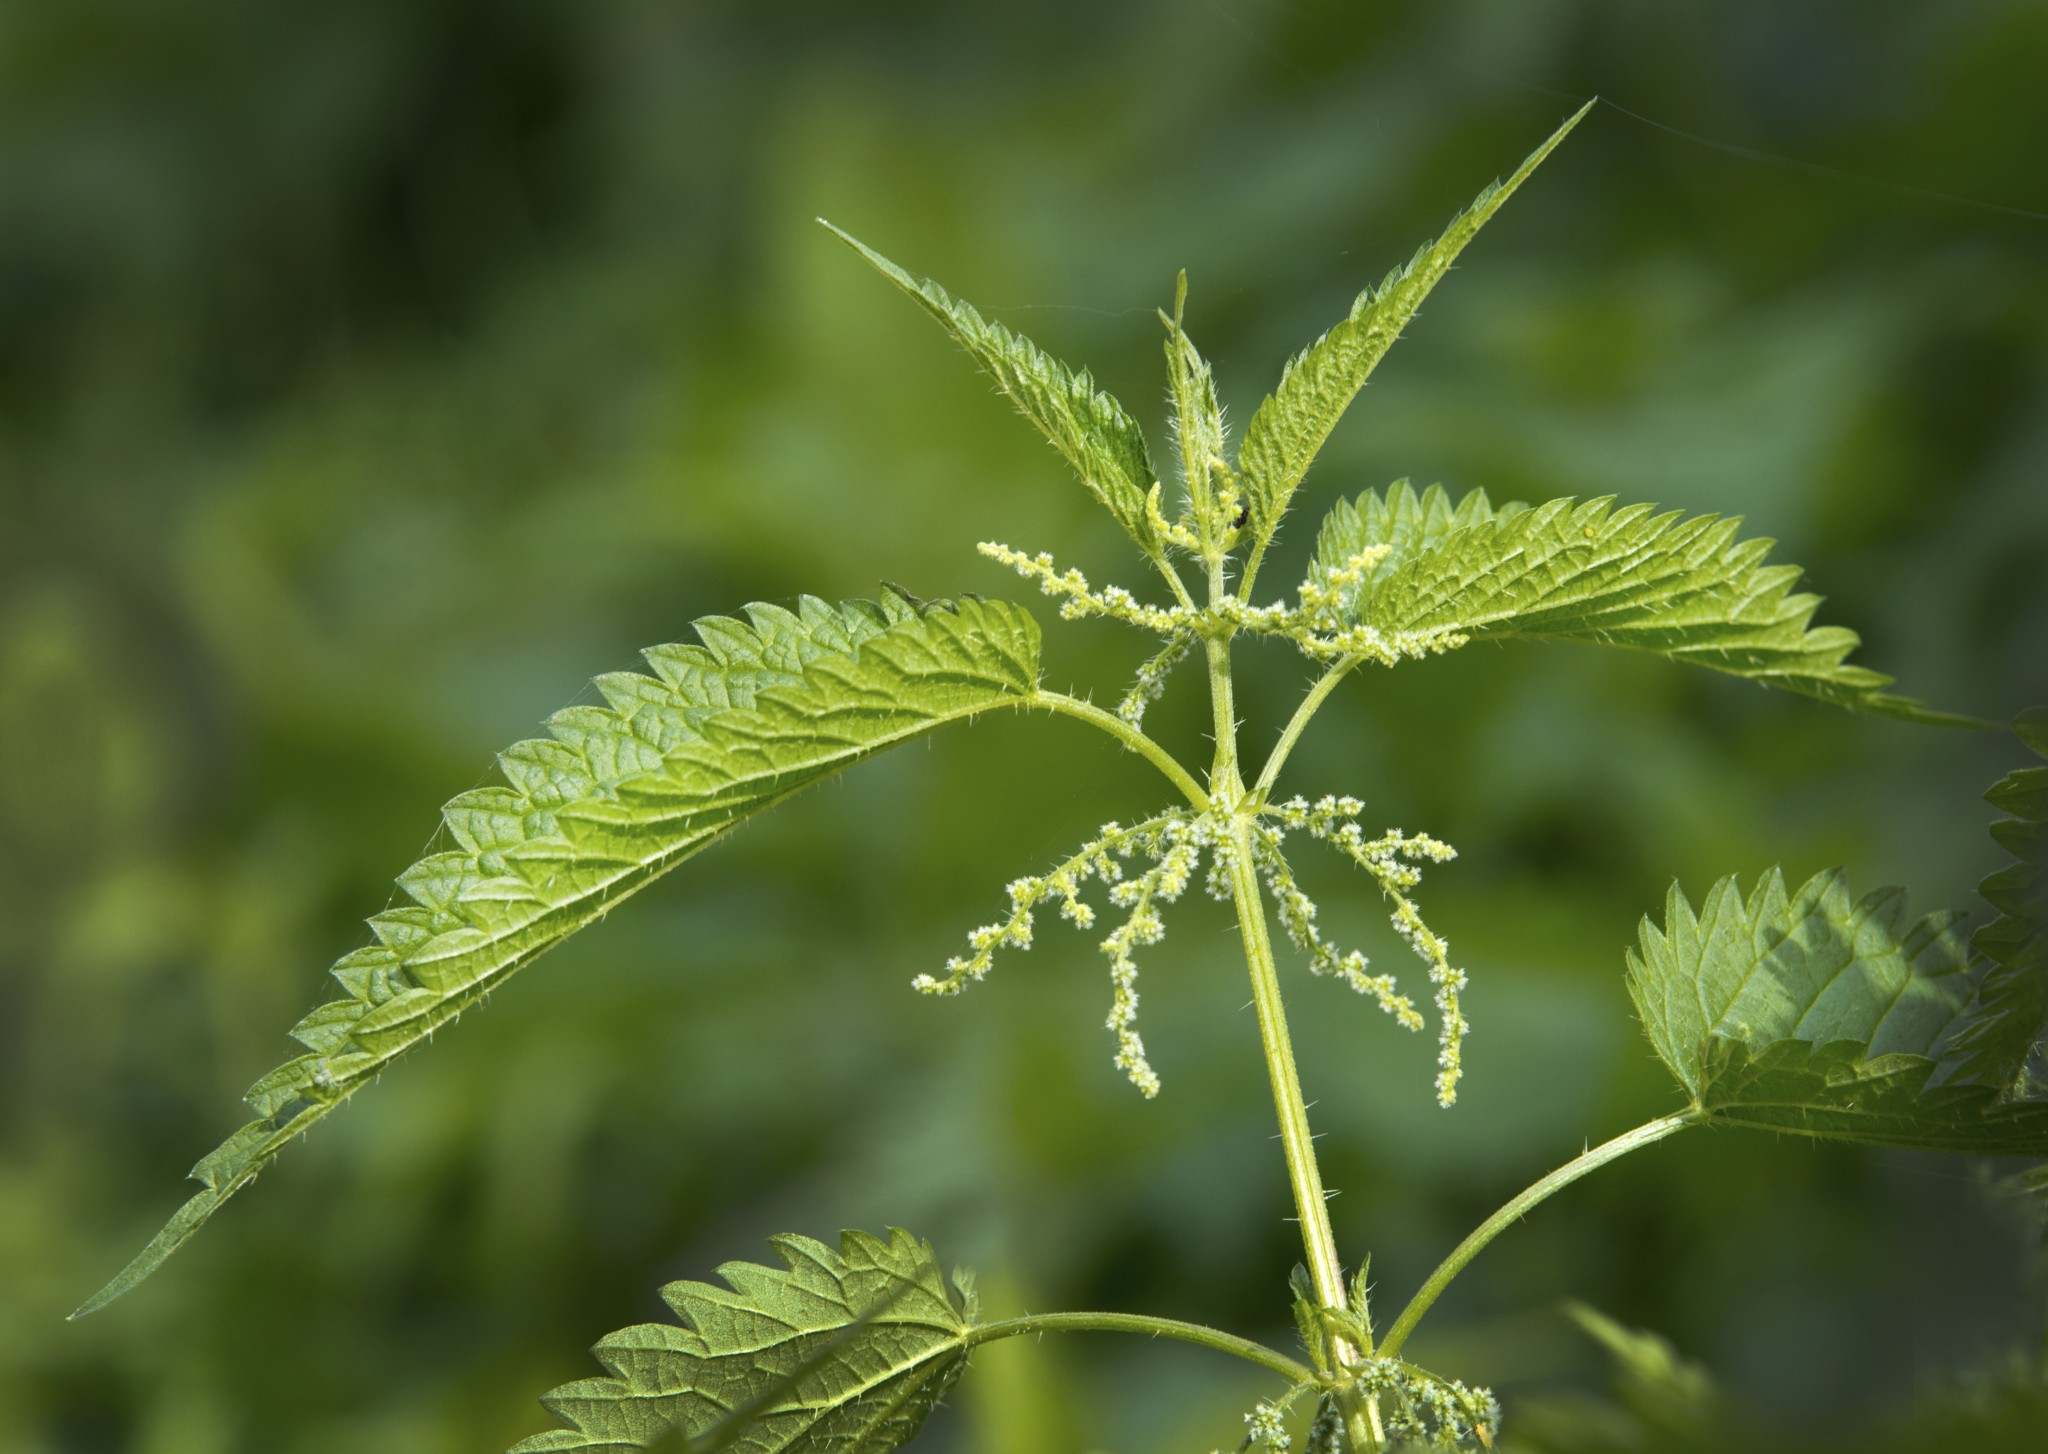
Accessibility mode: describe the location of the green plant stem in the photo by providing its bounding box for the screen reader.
[1223,816,1384,1449]
[1037,690,1209,809]
[1377,1111,1700,1360]
[969,1312,1313,1384]
[1149,547,1200,614]
[1252,654,1363,799]
[1203,633,1242,795]
[1237,529,1275,605]
[1224,823,1343,1304]
[1204,539,1386,1447]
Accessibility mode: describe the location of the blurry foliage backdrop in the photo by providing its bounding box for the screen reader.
[2,2,2046,1451]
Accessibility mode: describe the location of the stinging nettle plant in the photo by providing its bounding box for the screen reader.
[78,102,2048,1451]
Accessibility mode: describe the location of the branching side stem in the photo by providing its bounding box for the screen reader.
[1037,690,1210,809]
[1377,1111,1700,1360]
[1149,547,1200,615]
[1253,654,1363,799]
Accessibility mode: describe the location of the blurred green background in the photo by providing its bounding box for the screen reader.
[3,2,2045,1450]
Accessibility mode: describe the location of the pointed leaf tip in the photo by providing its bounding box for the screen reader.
[86,597,1042,1312]
[825,222,1163,555]
[1237,105,1588,564]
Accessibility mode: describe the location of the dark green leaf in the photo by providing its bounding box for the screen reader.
[1944,715,2048,1091]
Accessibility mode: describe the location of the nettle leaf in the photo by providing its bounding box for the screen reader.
[513,1229,976,1454]
[79,596,1041,1316]
[1309,481,1962,723]
[1236,102,1588,550]
[823,221,1163,555]
[1942,709,2048,1092]
[1626,868,2048,1154]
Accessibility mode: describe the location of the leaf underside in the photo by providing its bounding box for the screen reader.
[1627,866,2048,1155]
[79,595,1041,1316]
[822,221,1163,555]
[513,1229,975,1454]
[1237,101,1590,549]
[1311,480,1964,723]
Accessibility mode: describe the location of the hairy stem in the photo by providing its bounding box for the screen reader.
[1377,1112,1700,1360]
[1236,533,1274,607]
[1203,633,1241,796]
[1224,818,1382,1448]
[1150,547,1200,614]
[969,1312,1313,1384]
[1252,654,1363,800]
[1225,825,1343,1302]
[1036,690,1210,809]
[1204,532,1385,1446]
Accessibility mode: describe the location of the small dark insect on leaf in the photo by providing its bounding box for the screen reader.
[1232,503,1250,530]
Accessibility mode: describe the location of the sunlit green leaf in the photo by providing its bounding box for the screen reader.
[1308,481,1966,723]
[77,596,1042,1316]
[823,221,1162,554]
[1161,272,1229,539]
[1627,868,2048,1154]
[1237,103,1589,552]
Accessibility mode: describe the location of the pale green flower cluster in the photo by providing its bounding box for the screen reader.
[931,794,1469,1108]
[919,811,1226,1098]
[1267,795,1469,1106]
[981,535,1467,671]
[1242,1398,1291,1453]
[1296,542,1393,614]
[977,541,1190,633]
[1220,1388,1346,1453]
[1098,815,1216,1096]
[1302,1399,1346,1454]
[1117,631,1194,727]
[1351,1358,1501,1449]
[1282,545,1471,664]
[1249,821,1424,1031]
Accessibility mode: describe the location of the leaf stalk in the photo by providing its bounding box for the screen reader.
[1253,654,1364,800]
[1036,690,1210,809]
[968,1311,1314,1384]
[1377,1111,1700,1360]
